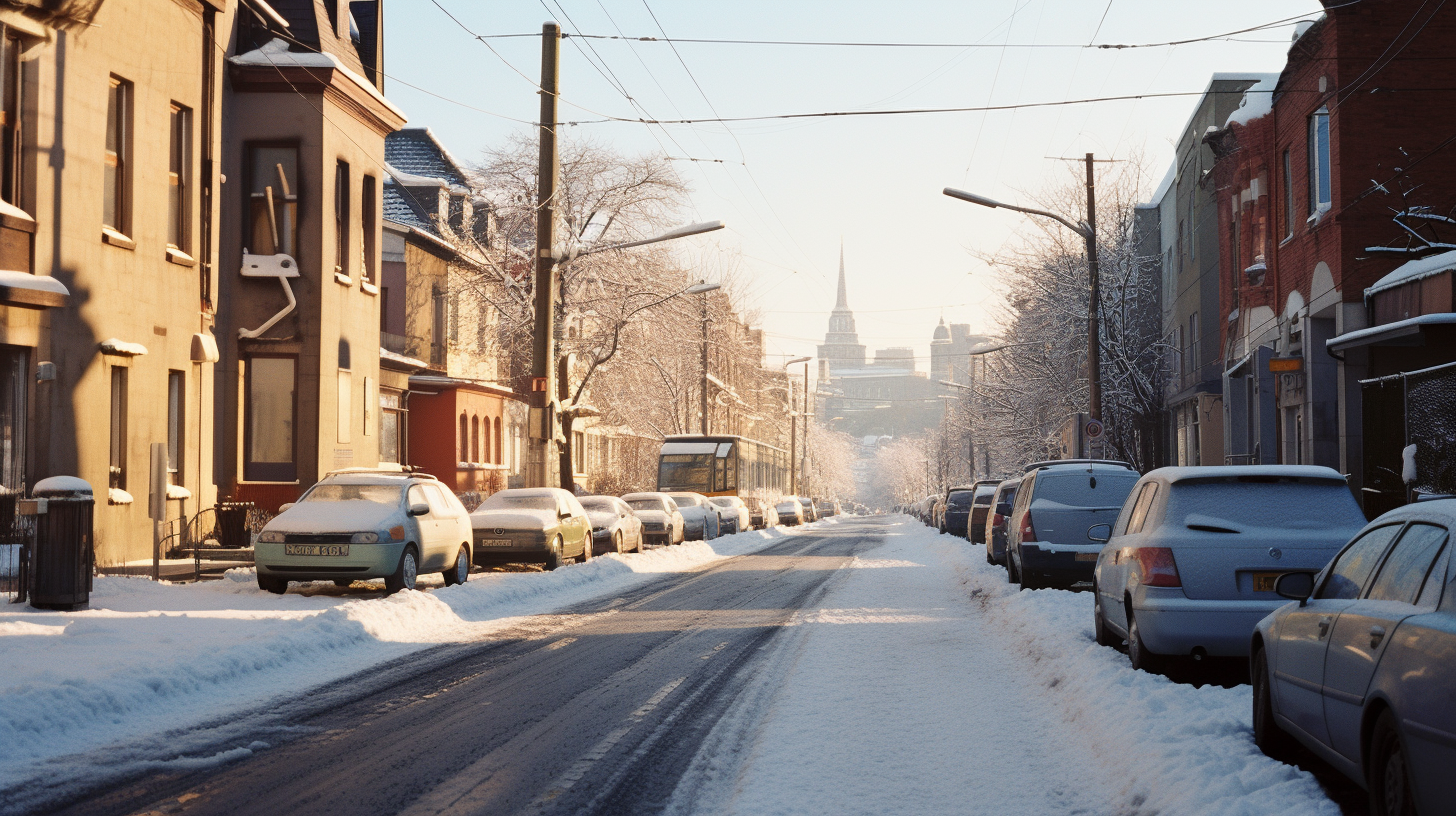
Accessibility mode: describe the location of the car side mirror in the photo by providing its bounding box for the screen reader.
[279,503,294,512]
[1087,523,1111,544]
[1275,572,1315,606]
[408,502,429,516]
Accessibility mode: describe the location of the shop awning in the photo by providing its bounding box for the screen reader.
[1327,313,1456,352]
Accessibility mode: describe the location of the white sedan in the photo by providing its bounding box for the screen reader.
[708,496,751,534]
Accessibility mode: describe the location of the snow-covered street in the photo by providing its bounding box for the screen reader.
[3,516,1350,816]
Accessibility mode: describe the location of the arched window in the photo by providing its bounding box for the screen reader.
[458,413,468,462]
[471,415,480,463]
[493,417,503,464]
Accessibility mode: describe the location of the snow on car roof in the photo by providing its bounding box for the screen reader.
[494,487,568,498]
[1146,465,1347,484]
[320,471,419,484]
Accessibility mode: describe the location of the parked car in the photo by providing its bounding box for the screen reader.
[1252,500,1456,816]
[940,485,975,537]
[622,492,685,546]
[749,499,779,529]
[709,496,751,534]
[798,497,820,523]
[814,498,841,518]
[668,492,721,540]
[776,497,805,526]
[579,495,646,556]
[1006,462,1141,590]
[964,480,1000,543]
[1091,466,1366,672]
[984,478,1021,566]
[469,487,592,570]
[255,469,473,595]
[933,496,948,532]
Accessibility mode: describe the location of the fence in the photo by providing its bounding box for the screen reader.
[0,493,34,603]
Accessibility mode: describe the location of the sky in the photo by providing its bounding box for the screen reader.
[381,0,1326,372]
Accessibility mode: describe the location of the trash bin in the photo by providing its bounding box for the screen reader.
[216,502,253,550]
[28,476,94,611]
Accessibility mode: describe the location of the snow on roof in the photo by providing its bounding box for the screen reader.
[229,38,406,123]
[1147,464,1347,483]
[1140,164,1176,210]
[1327,313,1456,352]
[385,128,471,188]
[1364,248,1456,297]
[379,347,428,369]
[100,338,147,356]
[1224,74,1280,128]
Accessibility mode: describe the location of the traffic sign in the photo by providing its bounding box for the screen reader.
[1084,418,1105,440]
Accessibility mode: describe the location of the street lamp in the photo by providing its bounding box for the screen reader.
[786,356,811,495]
[944,162,1103,424]
[694,280,724,435]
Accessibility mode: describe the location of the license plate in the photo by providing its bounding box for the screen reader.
[1253,572,1282,592]
[284,544,349,557]
[478,538,514,547]
[1075,552,1099,562]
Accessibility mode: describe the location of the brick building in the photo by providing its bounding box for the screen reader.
[1206,0,1456,508]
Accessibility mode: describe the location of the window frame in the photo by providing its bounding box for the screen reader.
[242,354,298,482]
[1364,523,1449,605]
[244,141,301,260]
[0,28,24,208]
[167,103,193,252]
[1315,523,1404,601]
[1307,107,1332,216]
[334,159,350,279]
[109,366,128,490]
[1281,148,1294,241]
[103,76,133,236]
[167,370,184,484]
[361,173,377,286]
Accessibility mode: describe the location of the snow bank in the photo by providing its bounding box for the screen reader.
[700,520,1338,816]
[0,522,808,791]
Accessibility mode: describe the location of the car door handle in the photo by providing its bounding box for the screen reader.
[1318,616,1332,639]
[1369,626,1386,649]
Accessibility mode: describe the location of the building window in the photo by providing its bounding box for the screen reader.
[167,370,184,484]
[167,104,192,251]
[248,145,298,258]
[1282,149,1294,240]
[471,415,480,463]
[1188,313,1199,381]
[336,369,352,444]
[0,29,24,207]
[493,417,502,465]
[379,389,404,464]
[431,286,446,366]
[459,413,468,462]
[1308,108,1331,215]
[0,346,23,493]
[244,356,296,482]
[334,160,350,277]
[103,77,132,234]
[361,174,376,285]
[1230,194,1241,281]
[109,367,128,489]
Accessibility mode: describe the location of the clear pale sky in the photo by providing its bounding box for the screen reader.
[382,0,1325,371]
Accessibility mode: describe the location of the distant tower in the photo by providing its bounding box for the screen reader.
[930,318,954,381]
[817,241,867,376]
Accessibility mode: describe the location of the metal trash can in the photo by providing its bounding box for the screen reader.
[27,476,94,611]
[216,502,253,551]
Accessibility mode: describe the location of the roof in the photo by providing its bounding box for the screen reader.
[1143,465,1347,485]
[383,179,437,236]
[385,128,471,188]
[1364,249,1456,297]
[1327,313,1456,352]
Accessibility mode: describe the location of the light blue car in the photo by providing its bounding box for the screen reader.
[1253,500,1456,816]
[255,469,473,595]
[1091,466,1365,672]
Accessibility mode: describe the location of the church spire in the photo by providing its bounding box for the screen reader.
[835,239,849,310]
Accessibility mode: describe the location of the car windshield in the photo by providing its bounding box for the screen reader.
[627,499,664,511]
[1166,479,1365,530]
[1036,472,1140,506]
[480,494,556,511]
[302,483,403,505]
[579,498,616,511]
[672,496,698,508]
[946,491,974,509]
[709,497,734,507]
[973,486,997,504]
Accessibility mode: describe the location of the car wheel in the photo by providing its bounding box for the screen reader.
[384,546,419,595]
[1127,609,1166,674]
[1369,709,1416,816]
[442,545,469,587]
[580,536,592,563]
[1093,587,1117,647]
[258,575,288,594]
[613,531,624,555]
[986,550,994,565]
[636,531,645,553]
[544,536,564,571]
[1252,648,1296,762]
[1006,550,1020,585]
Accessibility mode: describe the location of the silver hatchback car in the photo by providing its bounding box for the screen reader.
[255,469,473,595]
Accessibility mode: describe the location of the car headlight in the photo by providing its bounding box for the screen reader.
[258,530,284,543]
[351,532,380,544]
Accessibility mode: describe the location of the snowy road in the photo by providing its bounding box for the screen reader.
[16,517,1349,816]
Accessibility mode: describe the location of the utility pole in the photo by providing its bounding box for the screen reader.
[789,397,797,496]
[527,21,561,488]
[800,364,809,496]
[699,283,709,435]
[1084,152,1103,424]
[967,355,976,481]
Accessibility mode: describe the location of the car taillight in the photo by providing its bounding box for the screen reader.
[992,513,1005,528]
[1132,547,1182,587]
[1019,511,1036,542]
